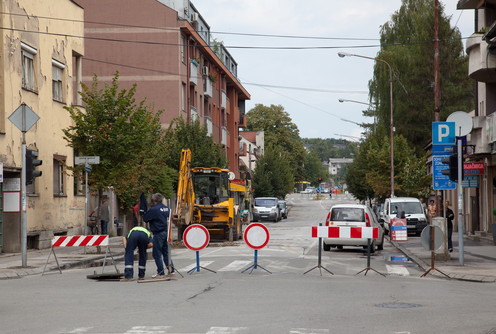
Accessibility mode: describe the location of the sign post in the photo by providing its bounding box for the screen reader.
[242,223,271,274]
[8,103,39,267]
[75,156,100,234]
[182,224,215,274]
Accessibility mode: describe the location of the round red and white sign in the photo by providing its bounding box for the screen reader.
[243,223,270,250]
[183,224,210,251]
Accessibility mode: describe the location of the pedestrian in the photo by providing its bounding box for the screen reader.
[122,226,153,281]
[428,200,437,222]
[90,198,110,235]
[143,193,173,278]
[445,200,455,252]
[132,199,140,227]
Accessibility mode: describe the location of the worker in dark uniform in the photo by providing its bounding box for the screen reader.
[122,226,153,280]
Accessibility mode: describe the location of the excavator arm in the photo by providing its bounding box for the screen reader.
[173,149,195,229]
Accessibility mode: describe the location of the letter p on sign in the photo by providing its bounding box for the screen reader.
[432,122,455,145]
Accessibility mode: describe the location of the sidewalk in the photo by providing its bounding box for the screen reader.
[391,232,496,282]
[0,237,125,279]
[1,233,495,282]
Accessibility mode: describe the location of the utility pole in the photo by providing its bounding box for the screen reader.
[434,0,441,217]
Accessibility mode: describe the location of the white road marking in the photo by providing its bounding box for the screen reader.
[289,329,330,334]
[217,260,252,271]
[125,326,172,333]
[206,327,249,333]
[179,261,214,272]
[386,264,410,276]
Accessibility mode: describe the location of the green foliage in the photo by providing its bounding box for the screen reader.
[370,0,473,153]
[162,117,227,171]
[303,152,329,186]
[63,73,174,211]
[252,145,294,199]
[302,138,357,161]
[346,133,431,201]
[246,104,306,181]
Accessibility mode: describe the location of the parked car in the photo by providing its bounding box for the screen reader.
[252,197,281,222]
[323,204,384,253]
[301,186,315,194]
[278,200,288,219]
[382,197,427,236]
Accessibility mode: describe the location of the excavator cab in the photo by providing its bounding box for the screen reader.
[192,170,230,205]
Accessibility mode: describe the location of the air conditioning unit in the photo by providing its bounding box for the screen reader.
[191,12,199,22]
[202,66,209,76]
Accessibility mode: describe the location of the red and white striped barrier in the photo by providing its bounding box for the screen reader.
[43,235,115,275]
[311,226,378,239]
[51,235,109,247]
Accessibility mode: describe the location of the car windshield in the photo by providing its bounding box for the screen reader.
[330,208,365,222]
[255,198,277,207]
[391,202,423,214]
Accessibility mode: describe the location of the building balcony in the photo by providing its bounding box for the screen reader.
[221,90,227,109]
[190,60,198,85]
[221,126,228,146]
[205,116,213,136]
[190,106,199,122]
[239,143,247,156]
[239,114,247,128]
[466,33,496,83]
[204,77,213,97]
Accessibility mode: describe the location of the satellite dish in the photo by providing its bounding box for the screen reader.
[447,111,472,137]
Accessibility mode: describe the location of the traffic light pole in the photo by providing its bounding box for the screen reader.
[456,137,464,265]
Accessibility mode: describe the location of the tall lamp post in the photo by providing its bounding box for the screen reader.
[339,98,376,132]
[338,52,395,197]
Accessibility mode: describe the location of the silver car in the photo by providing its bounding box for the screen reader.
[323,204,384,253]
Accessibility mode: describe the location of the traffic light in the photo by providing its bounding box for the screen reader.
[26,149,42,185]
[441,154,458,182]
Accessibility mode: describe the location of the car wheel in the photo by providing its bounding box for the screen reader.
[384,228,389,236]
[323,243,331,251]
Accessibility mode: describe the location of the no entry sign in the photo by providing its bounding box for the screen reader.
[183,224,210,251]
[243,223,270,249]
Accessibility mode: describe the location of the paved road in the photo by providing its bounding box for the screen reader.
[2,193,496,334]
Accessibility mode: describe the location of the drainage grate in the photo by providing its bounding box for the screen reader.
[376,303,421,309]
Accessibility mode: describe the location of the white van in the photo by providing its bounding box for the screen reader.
[382,197,428,236]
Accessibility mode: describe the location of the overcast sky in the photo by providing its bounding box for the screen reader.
[191,0,474,141]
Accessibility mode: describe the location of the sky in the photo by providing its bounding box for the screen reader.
[190,0,475,141]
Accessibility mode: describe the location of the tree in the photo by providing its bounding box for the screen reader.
[63,73,174,211]
[370,0,473,152]
[246,104,306,181]
[345,134,431,200]
[252,145,294,199]
[163,117,227,171]
[303,152,329,186]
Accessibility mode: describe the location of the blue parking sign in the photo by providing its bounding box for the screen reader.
[432,122,455,145]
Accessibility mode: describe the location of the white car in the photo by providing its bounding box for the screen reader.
[323,204,384,253]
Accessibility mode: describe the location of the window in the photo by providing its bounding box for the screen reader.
[53,156,66,196]
[21,42,37,91]
[52,59,65,102]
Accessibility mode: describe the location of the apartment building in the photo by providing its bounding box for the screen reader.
[239,130,265,179]
[453,1,496,237]
[75,0,250,176]
[0,0,85,252]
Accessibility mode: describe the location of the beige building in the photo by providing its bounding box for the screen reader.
[0,0,85,252]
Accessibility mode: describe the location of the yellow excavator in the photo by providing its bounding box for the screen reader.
[172,149,243,241]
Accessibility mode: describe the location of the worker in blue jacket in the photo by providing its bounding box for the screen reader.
[143,193,172,278]
[122,226,153,280]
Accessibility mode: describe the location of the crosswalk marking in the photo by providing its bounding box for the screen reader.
[290,329,330,334]
[386,264,410,276]
[125,326,172,333]
[206,327,249,333]
[217,260,252,271]
[179,261,214,272]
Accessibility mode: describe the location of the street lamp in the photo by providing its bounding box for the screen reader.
[338,98,371,106]
[338,52,395,197]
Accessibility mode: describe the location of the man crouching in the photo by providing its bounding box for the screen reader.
[122,226,153,281]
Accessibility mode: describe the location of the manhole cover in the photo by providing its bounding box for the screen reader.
[376,303,421,309]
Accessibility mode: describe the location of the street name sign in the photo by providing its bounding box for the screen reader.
[75,156,100,165]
